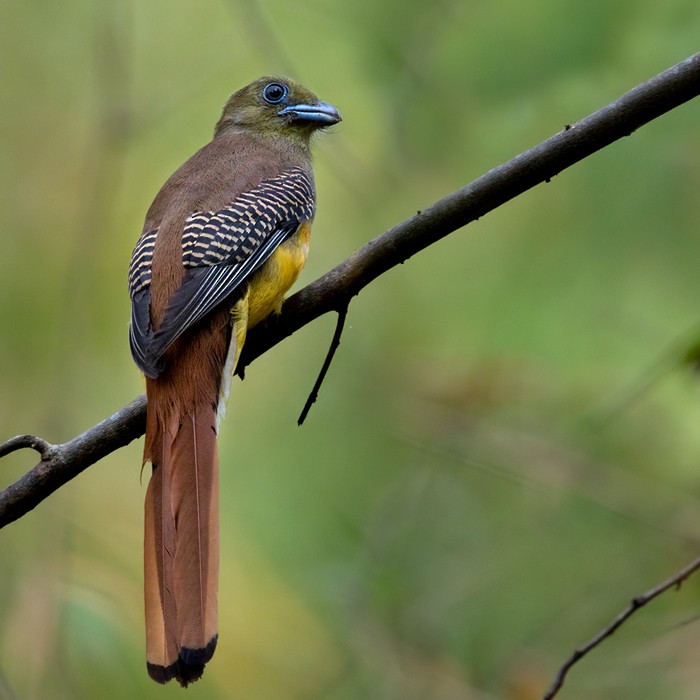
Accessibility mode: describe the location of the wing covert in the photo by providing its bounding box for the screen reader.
[128,166,316,378]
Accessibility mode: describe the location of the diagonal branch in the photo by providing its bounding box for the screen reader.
[542,553,700,699]
[2,51,700,531]
[237,51,700,368]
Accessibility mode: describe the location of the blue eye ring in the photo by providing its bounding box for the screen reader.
[262,82,288,104]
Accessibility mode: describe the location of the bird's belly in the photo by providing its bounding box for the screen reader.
[246,221,311,328]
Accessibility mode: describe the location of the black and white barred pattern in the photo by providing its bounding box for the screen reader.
[127,167,315,301]
[181,166,315,269]
[128,229,158,298]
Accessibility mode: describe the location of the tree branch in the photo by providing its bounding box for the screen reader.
[238,51,700,368]
[2,51,700,530]
[542,553,700,699]
[0,397,146,528]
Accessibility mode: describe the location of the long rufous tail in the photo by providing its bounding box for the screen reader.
[143,386,219,687]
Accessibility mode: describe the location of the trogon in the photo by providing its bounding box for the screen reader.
[128,77,340,686]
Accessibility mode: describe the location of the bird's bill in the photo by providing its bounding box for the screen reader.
[278,101,341,125]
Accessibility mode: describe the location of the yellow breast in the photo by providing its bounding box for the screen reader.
[246,220,312,328]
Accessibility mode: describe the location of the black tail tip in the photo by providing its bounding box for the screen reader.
[147,635,218,687]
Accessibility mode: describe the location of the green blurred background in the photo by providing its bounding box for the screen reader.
[2,1,700,698]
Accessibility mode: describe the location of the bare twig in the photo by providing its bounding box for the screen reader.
[2,52,700,529]
[543,554,700,699]
[297,303,349,426]
[0,397,146,528]
[0,435,52,460]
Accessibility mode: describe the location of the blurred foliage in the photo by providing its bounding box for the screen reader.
[1,1,700,699]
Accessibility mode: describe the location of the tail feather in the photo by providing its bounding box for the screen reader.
[171,407,219,661]
[144,399,219,687]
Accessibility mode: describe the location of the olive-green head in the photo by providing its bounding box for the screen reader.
[215,76,341,145]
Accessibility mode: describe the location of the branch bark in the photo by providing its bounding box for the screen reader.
[0,398,146,528]
[2,51,700,532]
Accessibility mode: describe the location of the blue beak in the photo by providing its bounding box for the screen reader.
[278,101,341,126]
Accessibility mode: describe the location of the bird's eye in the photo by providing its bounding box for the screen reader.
[262,82,287,104]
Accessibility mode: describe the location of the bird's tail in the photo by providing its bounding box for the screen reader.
[143,383,219,687]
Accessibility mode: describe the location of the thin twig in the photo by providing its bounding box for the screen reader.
[2,52,700,528]
[0,435,52,460]
[0,397,146,528]
[542,554,700,699]
[297,303,349,426]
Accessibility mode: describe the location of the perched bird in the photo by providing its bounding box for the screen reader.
[128,77,340,686]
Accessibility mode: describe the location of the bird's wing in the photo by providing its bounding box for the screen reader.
[129,228,158,372]
[128,166,315,377]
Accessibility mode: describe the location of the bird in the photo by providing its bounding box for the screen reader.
[127,76,340,686]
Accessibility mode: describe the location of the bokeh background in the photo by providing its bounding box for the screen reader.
[2,1,700,699]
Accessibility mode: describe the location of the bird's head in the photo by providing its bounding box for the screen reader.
[215,76,341,145]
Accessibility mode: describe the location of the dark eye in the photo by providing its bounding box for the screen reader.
[262,82,287,104]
